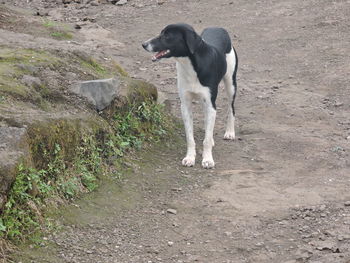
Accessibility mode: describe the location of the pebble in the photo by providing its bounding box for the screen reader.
[90,0,99,6]
[167,241,174,246]
[171,187,182,192]
[344,201,350,206]
[224,231,232,236]
[167,208,177,215]
[116,0,127,5]
[319,204,326,211]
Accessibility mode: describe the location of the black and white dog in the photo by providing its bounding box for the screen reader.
[142,23,238,169]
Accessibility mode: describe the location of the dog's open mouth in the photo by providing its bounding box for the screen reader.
[152,50,170,61]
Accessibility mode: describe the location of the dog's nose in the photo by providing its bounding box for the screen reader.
[142,42,148,49]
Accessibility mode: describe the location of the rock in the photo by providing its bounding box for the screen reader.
[90,0,99,6]
[318,204,326,211]
[21,75,42,89]
[70,78,120,111]
[313,240,340,253]
[334,101,343,107]
[116,0,127,5]
[167,241,174,246]
[166,208,177,215]
[344,201,350,206]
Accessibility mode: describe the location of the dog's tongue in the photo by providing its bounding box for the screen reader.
[152,50,167,61]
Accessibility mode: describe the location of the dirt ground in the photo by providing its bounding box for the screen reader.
[3,0,350,262]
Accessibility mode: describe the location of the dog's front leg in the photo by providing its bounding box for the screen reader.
[180,93,196,167]
[202,98,216,169]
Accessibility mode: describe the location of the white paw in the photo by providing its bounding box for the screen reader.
[202,159,215,169]
[224,132,235,140]
[182,156,195,167]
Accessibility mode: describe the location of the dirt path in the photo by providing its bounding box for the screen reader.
[9,0,350,262]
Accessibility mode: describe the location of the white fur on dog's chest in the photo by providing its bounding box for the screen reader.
[175,57,208,98]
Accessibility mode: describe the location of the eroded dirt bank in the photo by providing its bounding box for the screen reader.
[5,0,350,262]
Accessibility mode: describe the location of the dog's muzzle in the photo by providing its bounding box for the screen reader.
[142,41,153,52]
[142,39,170,62]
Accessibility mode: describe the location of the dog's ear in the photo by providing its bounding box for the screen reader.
[184,29,202,54]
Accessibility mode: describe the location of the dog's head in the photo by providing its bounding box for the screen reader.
[142,23,202,62]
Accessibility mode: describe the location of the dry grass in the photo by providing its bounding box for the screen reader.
[0,238,15,263]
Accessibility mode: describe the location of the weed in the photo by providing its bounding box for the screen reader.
[0,164,44,241]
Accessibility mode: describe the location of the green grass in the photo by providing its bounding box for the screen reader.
[42,20,56,28]
[79,57,109,78]
[0,48,58,100]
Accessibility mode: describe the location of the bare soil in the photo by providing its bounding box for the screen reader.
[3,0,350,262]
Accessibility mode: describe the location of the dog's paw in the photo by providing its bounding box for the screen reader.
[202,159,215,169]
[182,156,195,167]
[224,132,235,140]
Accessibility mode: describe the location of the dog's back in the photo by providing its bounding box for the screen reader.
[201,27,232,55]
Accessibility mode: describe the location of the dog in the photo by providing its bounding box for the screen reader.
[142,23,238,169]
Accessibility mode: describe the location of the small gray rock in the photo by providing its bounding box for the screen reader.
[70,78,120,111]
[116,0,127,5]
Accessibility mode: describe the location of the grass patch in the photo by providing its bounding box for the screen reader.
[42,20,56,28]
[0,48,58,101]
[79,57,109,78]
[50,31,73,40]
[41,19,73,41]
[0,99,174,243]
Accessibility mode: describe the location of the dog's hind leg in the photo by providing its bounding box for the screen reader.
[223,47,238,140]
[180,92,196,167]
